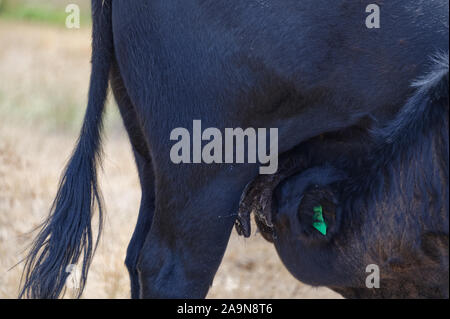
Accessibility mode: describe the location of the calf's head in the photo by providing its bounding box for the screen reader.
[269,55,449,298]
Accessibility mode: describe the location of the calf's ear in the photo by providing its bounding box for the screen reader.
[273,166,345,246]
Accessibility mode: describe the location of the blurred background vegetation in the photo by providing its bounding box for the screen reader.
[0,0,122,133]
[0,0,91,26]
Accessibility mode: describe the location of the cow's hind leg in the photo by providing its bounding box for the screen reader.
[136,166,255,298]
[124,152,154,298]
[110,63,155,298]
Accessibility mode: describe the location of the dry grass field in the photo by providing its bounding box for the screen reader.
[0,18,341,299]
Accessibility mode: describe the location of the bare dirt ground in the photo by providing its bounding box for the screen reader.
[0,20,341,299]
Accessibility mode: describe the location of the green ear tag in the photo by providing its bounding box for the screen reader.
[312,205,327,236]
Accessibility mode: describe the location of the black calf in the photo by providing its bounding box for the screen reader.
[239,54,449,298]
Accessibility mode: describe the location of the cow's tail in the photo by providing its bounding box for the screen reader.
[19,0,113,299]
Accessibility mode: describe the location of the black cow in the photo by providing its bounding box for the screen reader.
[236,54,449,298]
[19,0,448,298]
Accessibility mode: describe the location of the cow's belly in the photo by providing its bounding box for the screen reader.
[111,0,449,156]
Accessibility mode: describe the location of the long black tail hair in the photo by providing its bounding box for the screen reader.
[19,0,113,299]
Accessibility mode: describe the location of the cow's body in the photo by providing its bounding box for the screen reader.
[20,0,448,298]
